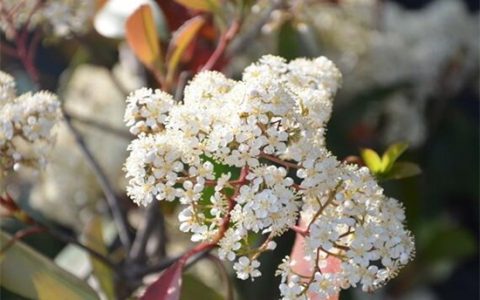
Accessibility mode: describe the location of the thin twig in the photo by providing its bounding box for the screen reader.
[175,71,191,101]
[27,29,41,63]
[0,215,117,271]
[0,226,46,254]
[108,69,131,97]
[306,182,342,233]
[128,201,162,262]
[207,254,234,300]
[229,0,284,56]
[260,152,300,169]
[45,224,118,271]
[133,248,212,279]
[200,18,242,71]
[67,110,132,139]
[62,109,132,250]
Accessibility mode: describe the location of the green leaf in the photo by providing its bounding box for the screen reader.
[84,216,115,300]
[166,16,206,83]
[278,21,300,60]
[0,230,99,300]
[201,155,241,180]
[180,274,223,300]
[420,224,476,264]
[381,162,421,180]
[360,148,383,174]
[174,0,220,12]
[381,142,409,172]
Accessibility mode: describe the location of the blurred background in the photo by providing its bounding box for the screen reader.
[0,0,478,299]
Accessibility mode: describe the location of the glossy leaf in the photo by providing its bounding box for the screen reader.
[382,162,421,180]
[174,0,219,12]
[360,148,382,174]
[33,272,89,300]
[84,216,115,300]
[0,231,99,300]
[381,142,409,172]
[141,261,184,300]
[180,274,223,300]
[166,16,206,82]
[125,4,162,70]
[420,222,476,264]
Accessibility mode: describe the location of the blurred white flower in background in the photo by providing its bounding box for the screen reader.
[0,0,95,39]
[29,64,141,228]
[237,0,478,147]
[0,70,61,176]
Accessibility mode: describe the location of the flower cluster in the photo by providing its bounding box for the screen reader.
[0,71,61,174]
[124,55,414,298]
[278,164,415,299]
[0,0,94,39]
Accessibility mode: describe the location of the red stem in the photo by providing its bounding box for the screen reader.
[200,19,241,72]
[0,226,46,254]
[27,29,41,63]
[0,2,42,85]
[178,166,250,266]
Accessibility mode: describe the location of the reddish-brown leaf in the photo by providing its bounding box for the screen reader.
[95,0,108,11]
[141,261,184,300]
[166,15,206,82]
[125,4,162,70]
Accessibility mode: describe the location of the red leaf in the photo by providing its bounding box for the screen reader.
[166,15,206,83]
[290,218,340,300]
[125,4,162,70]
[155,0,191,31]
[141,261,184,300]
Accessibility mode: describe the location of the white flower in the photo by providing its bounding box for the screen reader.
[122,55,415,297]
[218,229,242,261]
[307,221,339,251]
[308,273,339,299]
[0,71,15,103]
[233,256,261,280]
[0,0,94,39]
[125,87,175,134]
[0,74,61,173]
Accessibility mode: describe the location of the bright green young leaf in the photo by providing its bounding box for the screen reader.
[381,142,409,172]
[381,162,421,180]
[84,216,115,300]
[360,148,383,174]
[0,230,99,300]
[174,0,219,12]
[180,274,223,300]
[166,15,206,83]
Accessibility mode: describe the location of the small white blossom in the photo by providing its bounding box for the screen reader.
[0,73,61,173]
[233,256,261,280]
[0,0,94,39]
